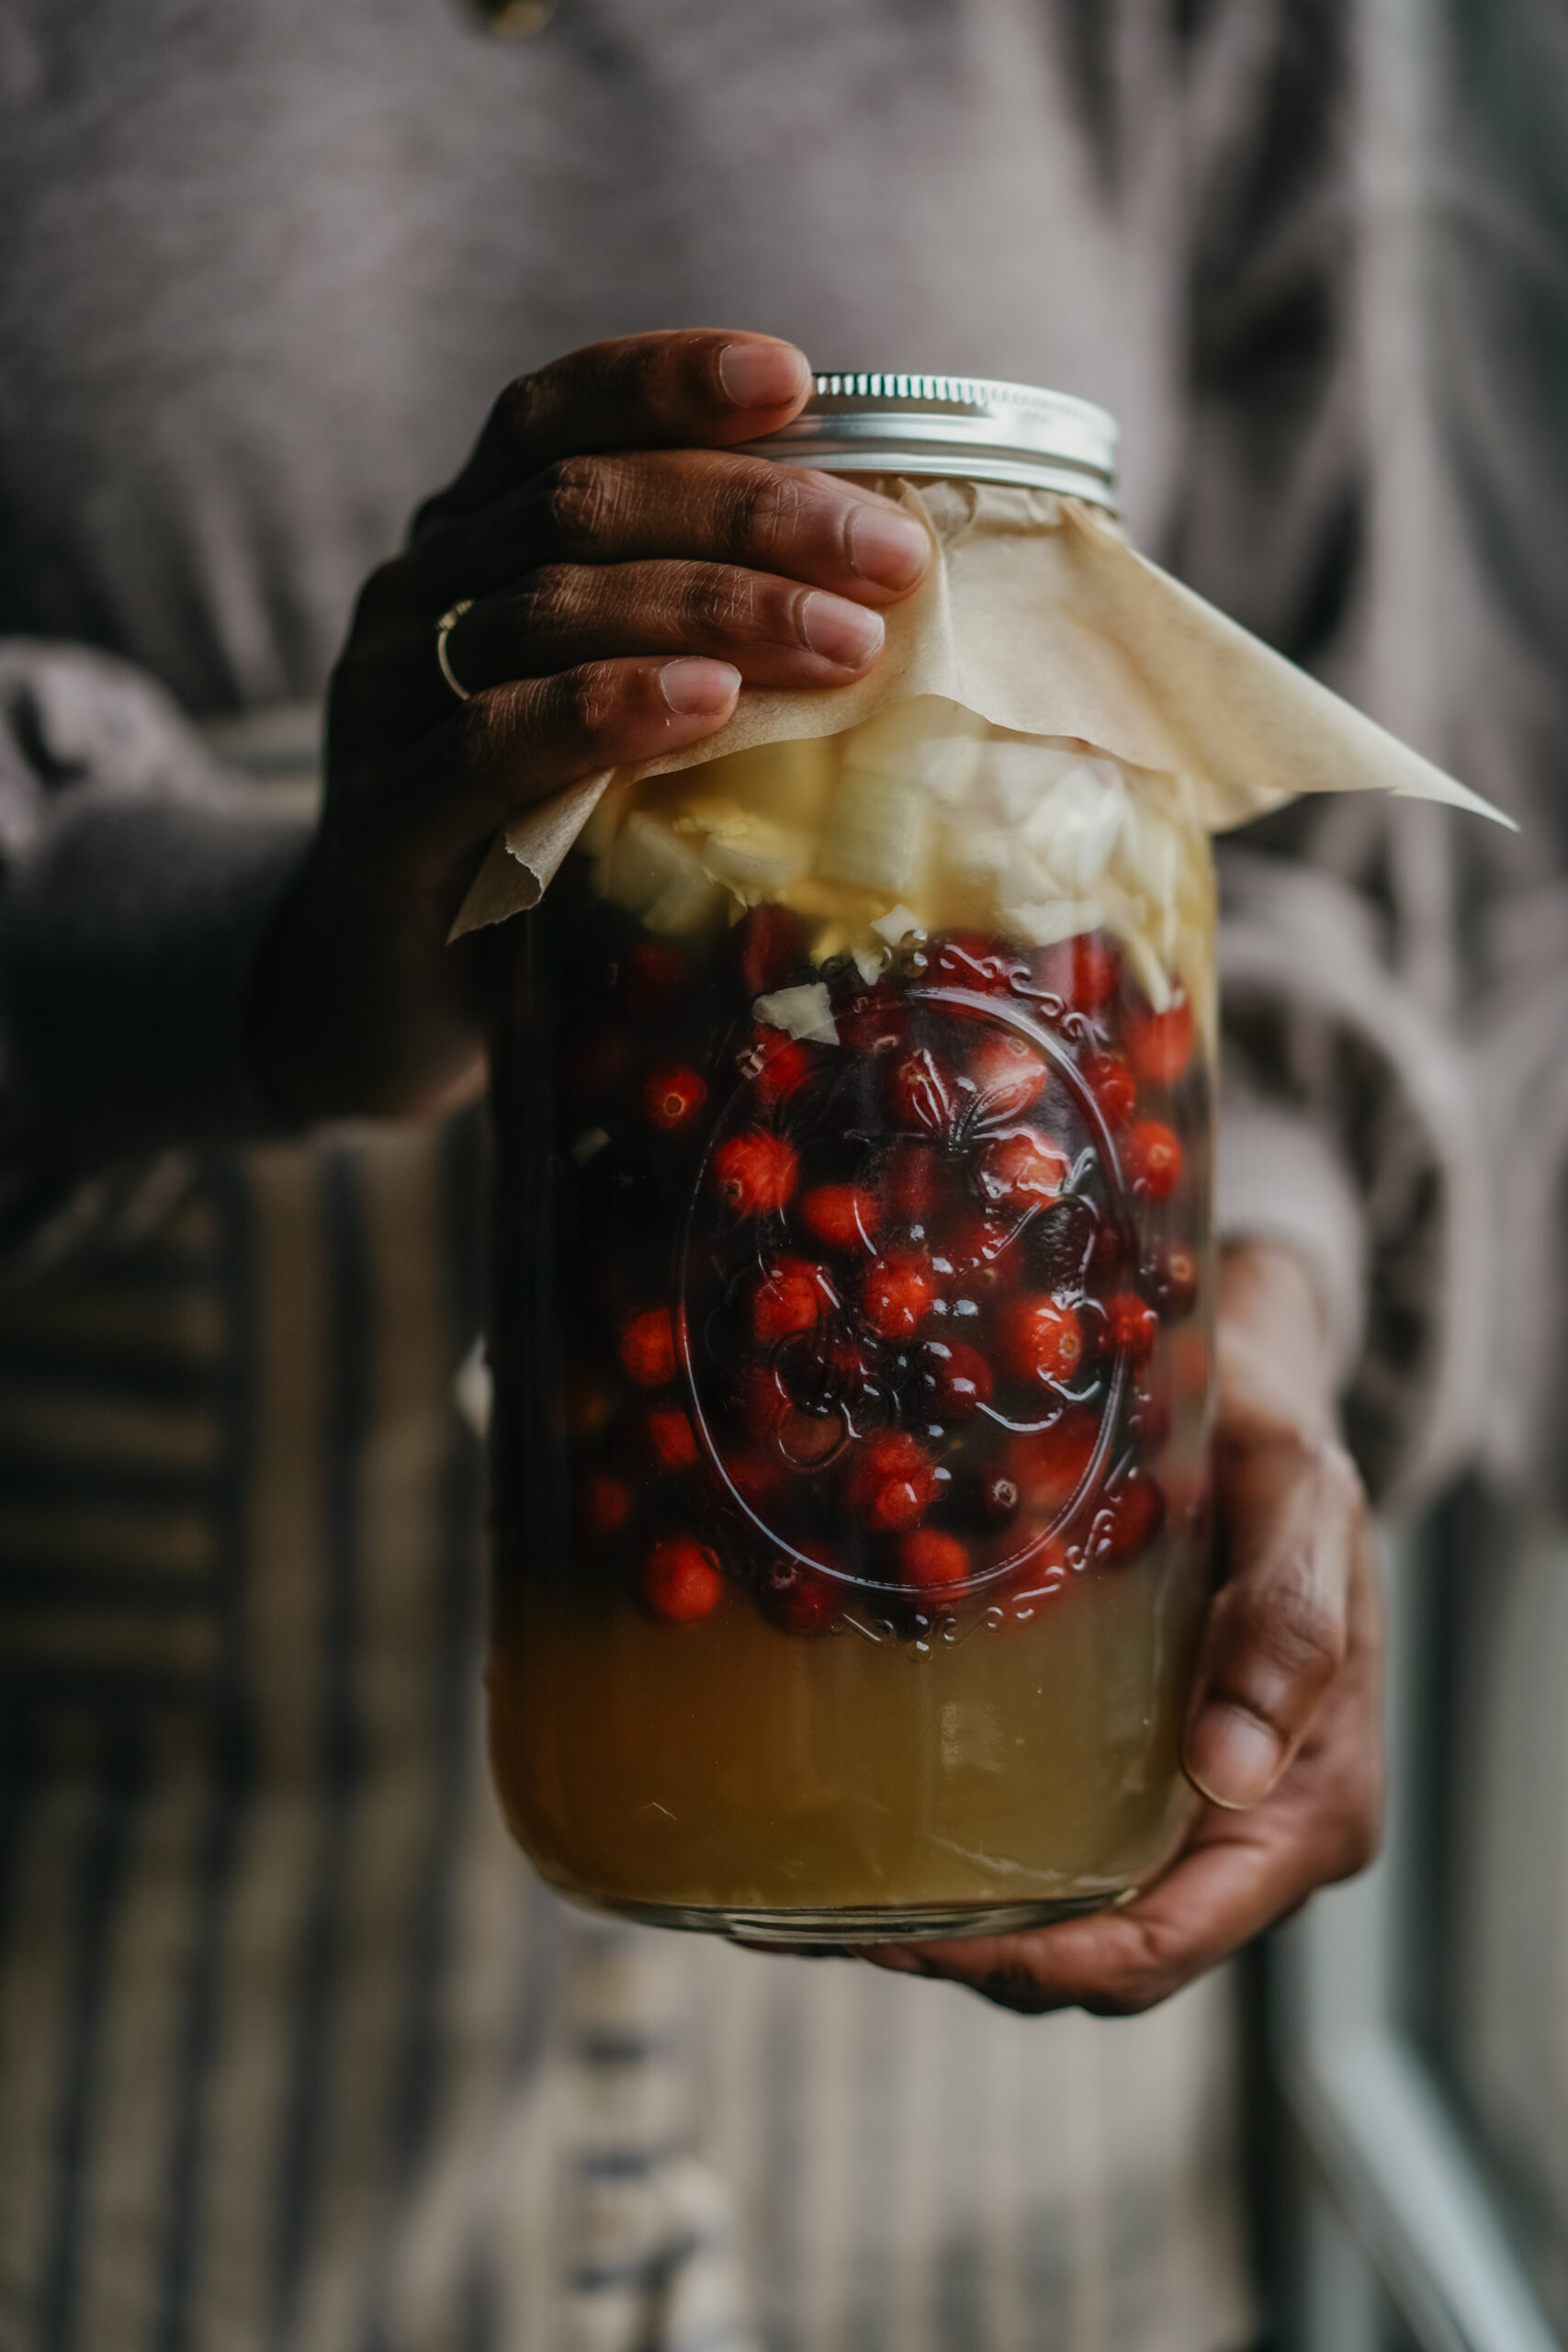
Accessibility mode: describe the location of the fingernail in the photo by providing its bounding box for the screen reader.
[660,657,740,716]
[717,340,810,410]
[848,504,931,590]
[799,591,885,667]
[1186,1706,1285,1811]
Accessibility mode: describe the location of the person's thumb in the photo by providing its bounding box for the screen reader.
[1183,1428,1364,1810]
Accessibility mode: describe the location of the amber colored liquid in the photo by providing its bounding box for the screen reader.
[488,1532,1207,1922]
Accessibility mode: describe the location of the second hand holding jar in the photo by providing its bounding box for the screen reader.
[489,379,1215,1941]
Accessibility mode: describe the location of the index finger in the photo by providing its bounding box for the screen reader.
[423,330,813,524]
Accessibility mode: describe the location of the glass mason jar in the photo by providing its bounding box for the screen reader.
[487,379,1215,1941]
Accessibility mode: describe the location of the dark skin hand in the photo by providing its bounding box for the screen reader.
[247,329,931,1122]
[857,1238,1383,2014]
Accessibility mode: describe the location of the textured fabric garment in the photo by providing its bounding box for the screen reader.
[0,1073,1255,2352]
[0,642,312,1167]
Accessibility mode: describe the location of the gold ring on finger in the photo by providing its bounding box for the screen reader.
[434,599,476,701]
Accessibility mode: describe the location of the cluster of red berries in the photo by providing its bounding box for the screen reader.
[553,903,1203,1634]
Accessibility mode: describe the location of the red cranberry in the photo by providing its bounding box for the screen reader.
[998,1297,1085,1387]
[1145,1241,1200,1317]
[618,1306,677,1388]
[800,1183,878,1252]
[860,1250,937,1340]
[1104,1293,1159,1363]
[1032,932,1120,1012]
[749,1257,832,1345]
[976,1132,1068,1209]
[641,1535,724,1623]
[846,1431,939,1532]
[1092,1472,1167,1564]
[641,1062,708,1134]
[713,1131,799,1216]
[737,1027,812,1105]
[899,1530,970,1589]
[641,1405,700,1473]
[885,1045,956,1135]
[1005,1409,1099,1515]
[937,1209,1010,1273]
[1081,1049,1135,1126]
[968,1030,1049,1117]
[918,1339,994,1420]
[1124,1119,1183,1200]
[1127,998,1193,1086]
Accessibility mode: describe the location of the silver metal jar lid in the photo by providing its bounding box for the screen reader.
[738,373,1118,509]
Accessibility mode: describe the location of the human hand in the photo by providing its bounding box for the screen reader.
[862,1238,1383,2014]
[245,330,931,1123]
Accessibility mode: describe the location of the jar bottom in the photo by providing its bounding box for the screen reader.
[560,1890,1123,1944]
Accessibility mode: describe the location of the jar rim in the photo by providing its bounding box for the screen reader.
[737,372,1119,510]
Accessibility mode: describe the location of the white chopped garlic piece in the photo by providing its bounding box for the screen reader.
[1000,896,1109,948]
[838,698,987,804]
[753,982,839,1043]
[701,818,811,891]
[671,795,749,838]
[1019,759,1128,894]
[937,820,1018,896]
[818,763,928,894]
[978,737,1089,823]
[872,903,925,946]
[570,1127,610,1165]
[598,811,728,935]
[698,733,838,834]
